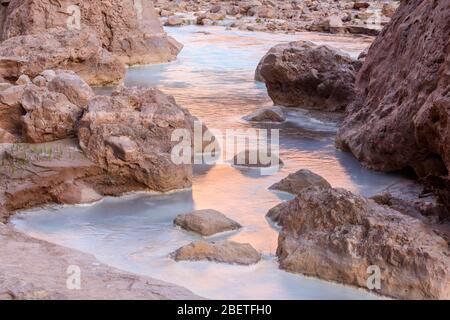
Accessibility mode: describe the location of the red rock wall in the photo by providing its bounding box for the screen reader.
[337,0,450,179]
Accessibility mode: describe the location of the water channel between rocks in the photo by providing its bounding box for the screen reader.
[12,25,405,299]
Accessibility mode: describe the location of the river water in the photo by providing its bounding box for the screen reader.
[12,26,405,299]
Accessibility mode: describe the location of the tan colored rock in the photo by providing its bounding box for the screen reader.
[0,223,199,299]
[0,85,24,137]
[50,181,103,205]
[256,41,357,111]
[21,71,92,143]
[269,169,331,194]
[77,86,196,192]
[165,15,184,27]
[0,127,15,143]
[46,71,94,108]
[171,240,261,265]
[267,186,450,299]
[174,209,241,236]
[0,139,103,221]
[243,106,286,122]
[1,0,182,66]
[0,27,126,85]
[0,84,24,107]
[382,2,398,17]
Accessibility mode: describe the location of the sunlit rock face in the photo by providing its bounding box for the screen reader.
[337,0,450,180]
[0,0,182,65]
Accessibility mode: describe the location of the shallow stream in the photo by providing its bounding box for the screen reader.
[12,26,405,299]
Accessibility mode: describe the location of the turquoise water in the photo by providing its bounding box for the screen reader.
[12,26,401,299]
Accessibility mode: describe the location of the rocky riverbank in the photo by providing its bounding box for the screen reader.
[266,171,450,299]
[0,0,203,300]
[257,0,450,299]
[0,222,199,299]
[154,0,399,35]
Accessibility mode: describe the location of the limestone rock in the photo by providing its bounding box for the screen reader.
[269,169,332,194]
[174,209,241,236]
[20,71,93,143]
[267,186,450,299]
[50,181,103,205]
[0,27,125,85]
[77,86,196,192]
[171,240,261,265]
[0,0,182,66]
[244,106,286,122]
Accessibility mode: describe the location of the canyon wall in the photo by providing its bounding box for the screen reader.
[337,0,449,182]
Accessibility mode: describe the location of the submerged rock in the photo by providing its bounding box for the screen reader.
[232,149,283,168]
[77,86,196,192]
[336,0,450,185]
[171,240,261,265]
[174,209,241,236]
[269,169,331,194]
[256,41,357,111]
[243,106,286,123]
[267,185,450,299]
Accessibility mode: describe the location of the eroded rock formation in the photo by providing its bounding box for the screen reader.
[0,0,182,85]
[267,185,450,299]
[1,0,182,65]
[0,74,200,222]
[0,27,125,85]
[77,86,196,192]
[336,0,450,185]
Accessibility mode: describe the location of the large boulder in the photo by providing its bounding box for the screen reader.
[0,0,182,65]
[0,27,125,85]
[77,86,196,192]
[336,0,450,181]
[269,169,332,194]
[171,240,261,265]
[267,186,450,299]
[20,70,93,143]
[174,209,241,236]
[256,41,358,111]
